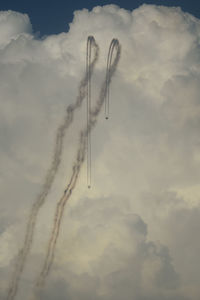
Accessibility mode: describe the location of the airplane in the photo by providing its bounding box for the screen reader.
[64,186,72,194]
[64,184,70,194]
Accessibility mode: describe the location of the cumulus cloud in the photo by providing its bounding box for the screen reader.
[0,10,32,49]
[0,4,200,300]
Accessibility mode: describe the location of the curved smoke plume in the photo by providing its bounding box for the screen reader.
[35,38,121,290]
[6,36,99,300]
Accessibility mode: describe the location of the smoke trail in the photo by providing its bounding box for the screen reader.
[105,39,118,120]
[6,37,99,300]
[35,39,121,290]
[87,37,92,188]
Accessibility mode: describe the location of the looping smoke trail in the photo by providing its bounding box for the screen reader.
[35,38,121,290]
[6,36,99,300]
[105,39,118,120]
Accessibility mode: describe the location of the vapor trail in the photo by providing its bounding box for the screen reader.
[35,39,121,290]
[105,39,118,120]
[6,36,99,300]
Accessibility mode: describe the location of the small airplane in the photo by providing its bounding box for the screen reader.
[64,186,72,194]
[64,184,70,194]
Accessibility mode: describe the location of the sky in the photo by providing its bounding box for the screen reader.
[1,2,200,300]
[0,0,200,35]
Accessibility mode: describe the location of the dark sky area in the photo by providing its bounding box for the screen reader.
[0,0,200,36]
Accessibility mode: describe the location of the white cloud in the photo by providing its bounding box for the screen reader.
[0,4,200,300]
[0,10,32,49]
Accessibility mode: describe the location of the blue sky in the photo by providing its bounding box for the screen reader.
[1,0,200,35]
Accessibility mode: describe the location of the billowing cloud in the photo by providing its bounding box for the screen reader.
[0,10,32,49]
[0,4,200,300]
